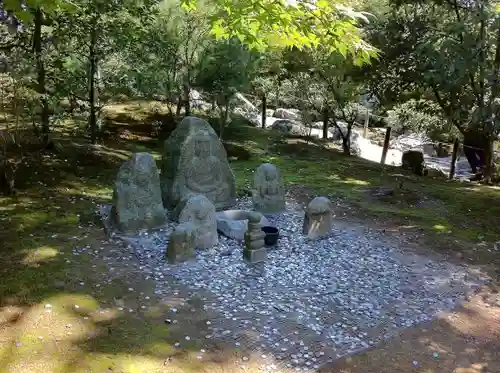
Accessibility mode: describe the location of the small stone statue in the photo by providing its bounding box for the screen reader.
[252,163,286,214]
[243,211,267,263]
[166,222,197,264]
[178,194,218,249]
[111,152,165,232]
[303,196,333,239]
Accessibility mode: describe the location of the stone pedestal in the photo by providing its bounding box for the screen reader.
[243,247,267,263]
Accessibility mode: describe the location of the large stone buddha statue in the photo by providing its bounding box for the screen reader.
[183,133,230,202]
[161,116,236,214]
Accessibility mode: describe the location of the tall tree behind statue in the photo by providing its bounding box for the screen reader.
[364,0,500,181]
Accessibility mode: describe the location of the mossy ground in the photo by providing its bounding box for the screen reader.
[1,101,500,372]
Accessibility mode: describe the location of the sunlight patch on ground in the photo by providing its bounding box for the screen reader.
[341,177,370,186]
[22,246,59,265]
[0,295,102,373]
[433,224,451,233]
[58,184,112,201]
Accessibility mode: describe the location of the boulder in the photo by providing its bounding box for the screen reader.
[111,153,165,232]
[216,210,271,241]
[252,163,286,214]
[231,92,258,114]
[274,108,301,121]
[328,122,349,141]
[161,116,236,211]
[266,109,275,117]
[233,107,261,126]
[178,194,218,249]
[401,150,427,176]
[302,196,333,240]
[271,120,308,136]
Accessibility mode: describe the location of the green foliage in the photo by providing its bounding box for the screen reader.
[195,38,254,100]
[181,0,378,64]
[365,0,500,139]
[386,99,459,141]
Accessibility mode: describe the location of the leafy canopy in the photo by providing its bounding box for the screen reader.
[181,0,378,65]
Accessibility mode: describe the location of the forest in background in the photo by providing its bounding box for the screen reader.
[1,0,499,192]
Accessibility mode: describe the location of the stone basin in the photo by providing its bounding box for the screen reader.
[216,210,271,241]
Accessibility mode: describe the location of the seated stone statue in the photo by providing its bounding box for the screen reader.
[112,153,165,232]
[161,117,236,211]
[252,163,286,214]
[178,194,218,249]
[181,133,230,204]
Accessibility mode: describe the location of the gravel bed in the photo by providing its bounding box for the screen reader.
[104,198,486,372]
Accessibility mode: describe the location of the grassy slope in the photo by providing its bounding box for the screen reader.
[1,101,500,372]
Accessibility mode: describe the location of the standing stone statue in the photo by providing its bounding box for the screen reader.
[166,222,197,264]
[111,152,165,232]
[178,194,218,249]
[243,212,267,263]
[252,163,286,214]
[303,196,333,239]
[161,116,236,212]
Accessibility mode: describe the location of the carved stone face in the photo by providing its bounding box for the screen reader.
[195,206,208,221]
[194,136,211,158]
[265,168,277,182]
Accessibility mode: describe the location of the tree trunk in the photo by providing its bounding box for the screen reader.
[322,106,329,139]
[342,127,351,155]
[219,100,230,141]
[183,84,190,117]
[175,95,182,117]
[483,137,495,183]
[34,8,50,145]
[261,94,267,129]
[89,21,99,144]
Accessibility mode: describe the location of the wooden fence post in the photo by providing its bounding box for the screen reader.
[261,94,267,129]
[380,127,392,165]
[449,138,460,180]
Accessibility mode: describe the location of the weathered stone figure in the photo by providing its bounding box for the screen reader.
[252,163,286,214]
[178,194,218,249]
[303,196,333,239]
[161,116,236,211]
[243,211,267,263]
[166,222,197,264]
[111,152,165,232]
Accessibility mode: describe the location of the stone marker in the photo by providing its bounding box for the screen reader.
[243,211,267,263]
[216,209,271,241]
[402,150,427,176]
[303,196,333,239]
[111,152,165,232]
[166,222,197,264]
[252,163,286,214]
[161,116,236,212]
[178,194,218,249]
